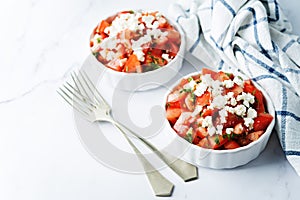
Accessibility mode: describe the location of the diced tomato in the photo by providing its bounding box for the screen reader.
[150,48,163,57]
[214,71,231,81]
[124,54,141,73]
[207,135,228,149]
[224,140,240,149]
[166,107,182,125]
[202,68,218,79]
[227,84,243,97]
[201,108,213,117]
[253,89,265,113]
[178,78,189,88]
[223,113,243,128]
[173,112,194,130]
[96,20,110,35]
[244,80,265,113]
[233,122,245,134]
[106,58,123,72]
[174,124,189,138]
[195,127,208,139]
[167,30,181,44]
[90,40,94,48]
[196,91,211,106]
[168,42,179,57]
[246,130,264,141]
[166,100,181,109]
[184,93,195,111]
[253,113,273,131]
[197,138,211,149]
[193,136,201,145]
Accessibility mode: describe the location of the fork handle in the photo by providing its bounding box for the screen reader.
[114,124,174,197]
[113,121,198,182]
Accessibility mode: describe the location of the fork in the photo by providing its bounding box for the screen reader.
[58,70,198,196]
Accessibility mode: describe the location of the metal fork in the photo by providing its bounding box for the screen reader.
[58,70,198,196]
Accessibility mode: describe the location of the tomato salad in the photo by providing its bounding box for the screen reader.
[90,10,181,73]
[166,68,273,150]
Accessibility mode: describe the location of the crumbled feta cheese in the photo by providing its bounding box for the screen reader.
[155,12,162,18]
[211,95,227,109]
[194,82,208,97]
[151,21,159,29]
[219,108,228,123]
[225,106,235,114]
[247,107,257,119]
[211,80,223,97]
[106,13,143,37]
[106,51,115,61]
[119,58,127,67]
[223,79,234,88]
[230,97,237,106]
[202,116,212,128]
[134,49,145,62]
[237,92,255,107]
[183,80,197,90]
[226,128,234,135]
[142,15,155,28]
[191,105,203,117]
[162,53,171,62]
[202,74,213,86]
[234,104,247,116]
[208,126,216,136]
[244,117,254,128]
[226,92,234,99]
[216,125,223,135]
[233,76,244,87]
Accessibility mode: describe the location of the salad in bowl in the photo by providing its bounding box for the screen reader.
[165,68,275,168]
[90,10,181,73]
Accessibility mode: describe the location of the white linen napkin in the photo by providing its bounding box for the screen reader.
[169,0,300,175]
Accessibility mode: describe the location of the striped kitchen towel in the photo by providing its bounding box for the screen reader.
[169,0,300,175]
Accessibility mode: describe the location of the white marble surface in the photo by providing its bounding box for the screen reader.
[1,0,300,200]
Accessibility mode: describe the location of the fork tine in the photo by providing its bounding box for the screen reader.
[81,70,110,107]
[64,81,95,106]
[58,84,94,114]
[57,88,91,118]
[78,71,102,106]
[71,71,92,101]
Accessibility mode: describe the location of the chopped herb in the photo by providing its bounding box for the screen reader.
[185,128,194,143]
[180,88,192,93]
[214,136,220,145]
[190,93,196,103]
[149,62,160,70]
[166,102,170,108]
[97,38,101,43]
[187,77,193,82]
[225,72,232,77]
[237,76,243,80]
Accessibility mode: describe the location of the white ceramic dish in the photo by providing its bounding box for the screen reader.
[163,71,275,169]
[90,13,186,92]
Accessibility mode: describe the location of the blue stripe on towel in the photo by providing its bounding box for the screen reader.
[239,49,290,83]
[189,16,202,53]
[219,0,236,16]
[285,151,300,156]
[276,111,300,122]
[252,74,275,81]
[282,39,296,52]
